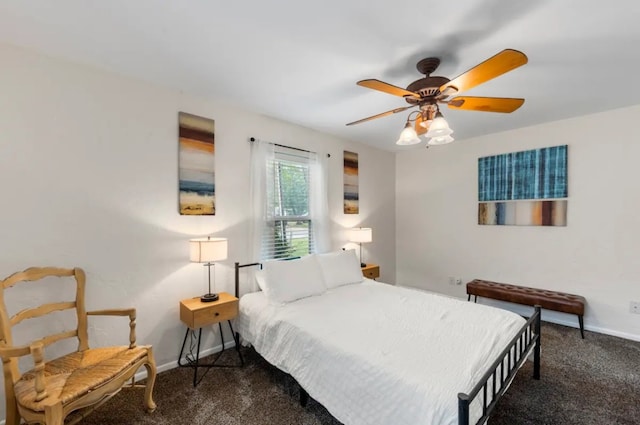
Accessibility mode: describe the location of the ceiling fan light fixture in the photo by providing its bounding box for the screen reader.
[427,135,455,146]
[425,127,453,138]
[396,121,421,145]
[424,111,453,138]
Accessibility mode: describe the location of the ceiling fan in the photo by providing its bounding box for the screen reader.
[346,49,528,146]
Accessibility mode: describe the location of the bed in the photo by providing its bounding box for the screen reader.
[233,251,540,425]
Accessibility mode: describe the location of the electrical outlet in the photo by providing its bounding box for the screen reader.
[455,278,463,286]
[630,301,640,315]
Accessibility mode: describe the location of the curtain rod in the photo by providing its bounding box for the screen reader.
[249,137,331,158]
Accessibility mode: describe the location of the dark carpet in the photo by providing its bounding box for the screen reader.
[79,323,640,425]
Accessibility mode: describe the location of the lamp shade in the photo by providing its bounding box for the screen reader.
[396,122,421,145]
[347,228,372,243]
[190,237,228,263]
[427,135,455,145]
[424,112,453,139]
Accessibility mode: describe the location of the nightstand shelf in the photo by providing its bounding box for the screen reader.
[178,292,243,386]
[362,264,380,279]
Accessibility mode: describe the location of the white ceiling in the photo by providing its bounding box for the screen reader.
[2,0,640,151]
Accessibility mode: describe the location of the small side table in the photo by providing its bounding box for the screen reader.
[178,292,244,386]
[362,264,380,280]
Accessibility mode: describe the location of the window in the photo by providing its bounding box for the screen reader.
[262,147,315,259]
[250,139,329,263]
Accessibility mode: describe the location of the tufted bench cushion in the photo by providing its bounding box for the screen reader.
[466,279,586,338]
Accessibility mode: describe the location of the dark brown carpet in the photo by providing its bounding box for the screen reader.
[79,322,640,425]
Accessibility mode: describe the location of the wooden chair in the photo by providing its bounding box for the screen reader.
[0,267,157,425]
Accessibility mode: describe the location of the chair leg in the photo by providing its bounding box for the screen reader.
[44,403,64,425]
[5,397,20,425]
[143,348,158,413]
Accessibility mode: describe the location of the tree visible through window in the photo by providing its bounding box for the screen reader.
[263,148,314,259]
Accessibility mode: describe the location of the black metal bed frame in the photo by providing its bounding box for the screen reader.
[458,305,541,425]
[234,261,541,425]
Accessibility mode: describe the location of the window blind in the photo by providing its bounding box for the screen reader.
[261,147,315,259]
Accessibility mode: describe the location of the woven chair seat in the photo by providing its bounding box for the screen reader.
[14,345,150,412]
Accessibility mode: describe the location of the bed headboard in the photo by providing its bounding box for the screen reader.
[234,262,262,298]
[234,257,303,298]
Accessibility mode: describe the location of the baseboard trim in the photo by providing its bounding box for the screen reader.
[397,285,640,342]
[0,340,237,425]
[537,315,640,342]
[137,339,237,380]
[480,299,640,342]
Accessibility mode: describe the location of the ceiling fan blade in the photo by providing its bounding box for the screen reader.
[346,106,413,126]
[447,96,525,113]
[439,49,528,95]
[357,79,421,99]
[415,113,429,135]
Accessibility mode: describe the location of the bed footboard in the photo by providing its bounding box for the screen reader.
[458,305,541,425]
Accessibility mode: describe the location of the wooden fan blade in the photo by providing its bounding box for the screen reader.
[439,49,528,95]
[346,106,413,126]
[357,79,421,99]
[447,96,525,113]
[415,113,429,135]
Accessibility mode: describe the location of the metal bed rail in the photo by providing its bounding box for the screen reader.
[458,305,541,425]
[234,261,261,298]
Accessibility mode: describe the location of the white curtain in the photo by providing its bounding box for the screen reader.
[248,140,274,291]
[309,152,331,253]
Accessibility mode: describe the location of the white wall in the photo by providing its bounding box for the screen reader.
[0,43,395,420]
[396,105,640,341]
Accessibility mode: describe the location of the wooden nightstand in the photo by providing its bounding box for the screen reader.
[362,264,380,280]
[178,292,243,386]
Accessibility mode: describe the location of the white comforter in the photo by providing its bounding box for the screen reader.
[237,280,526,425]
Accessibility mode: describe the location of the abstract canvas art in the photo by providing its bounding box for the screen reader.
[478,200,567,226]
[478,145,568,226]
[178,112,215,215]
[343,150,359,214]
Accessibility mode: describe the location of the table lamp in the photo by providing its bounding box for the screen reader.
[190,236,228,302]
[347,227,372,267]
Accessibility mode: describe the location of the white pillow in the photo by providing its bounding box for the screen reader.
[261,255,327,305]
[255,269,267,292]
[316,249,364,289]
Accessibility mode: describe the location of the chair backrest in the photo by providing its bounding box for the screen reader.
[0,267,89,384]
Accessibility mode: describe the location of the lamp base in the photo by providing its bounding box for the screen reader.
[200,293,219,303]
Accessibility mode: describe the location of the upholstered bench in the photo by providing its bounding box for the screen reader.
[466,279,586,338]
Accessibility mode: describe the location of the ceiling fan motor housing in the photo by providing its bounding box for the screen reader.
[405,75,450,104]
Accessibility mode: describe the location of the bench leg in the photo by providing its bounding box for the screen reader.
[467,294,470,302]
[578,315,585,339]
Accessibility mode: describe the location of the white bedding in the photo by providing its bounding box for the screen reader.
[237,279,526,425]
